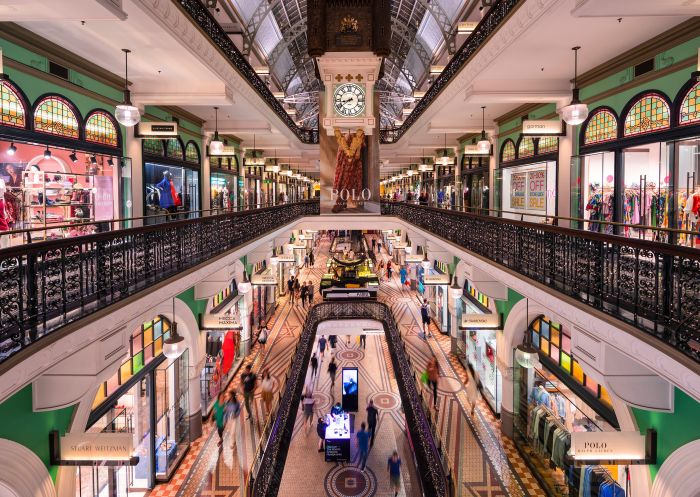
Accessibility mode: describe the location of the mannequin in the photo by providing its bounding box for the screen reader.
[156,171,175,210]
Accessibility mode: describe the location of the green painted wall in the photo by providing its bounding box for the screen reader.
[0,385,74,481]
[494,288,524,322]
[497,103,558,148]
[632,388,700,481]
[177,286,208,318]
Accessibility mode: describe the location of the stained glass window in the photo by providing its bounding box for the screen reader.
[166,138,184,160]
[623,93,670,137]
[185,141,200,163]
[538,136,559,154]
[143,138,164,156]
[33,96,79,138]
[679,82,700,126]
[518,137,535,158]
[584,109,618,144]
[501,139,516,162]
[85,111,118,146]
[0,80,26,128]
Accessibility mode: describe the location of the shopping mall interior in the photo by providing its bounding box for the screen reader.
[1,1,700,497]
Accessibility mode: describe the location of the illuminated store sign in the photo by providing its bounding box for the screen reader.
[571,430,656,464]
[60,433,134,462]
[461,313,500,329]
[251,270,278,285]
[135,121,178,138]
[521,119,565,136]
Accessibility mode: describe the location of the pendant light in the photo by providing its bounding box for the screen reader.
[114,49,141,127]
[514,300,539,368]
[163,298,185,359]
[209,106,224,155]
[238,270,252,294]
[421,249,432,270]
[43,146,51,160]
[439,134,451,166]
[449,274,462,300]
[270,248,279,266]
[6,142,16,156]
[477,106,490,154]
[559,46,589,126]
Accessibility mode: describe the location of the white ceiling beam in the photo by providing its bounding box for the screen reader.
[133,85,235,107]
[571,0,700,17]
[204,122,273,134]
[463,83,570,106]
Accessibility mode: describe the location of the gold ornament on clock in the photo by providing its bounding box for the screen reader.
[340,16,359,33]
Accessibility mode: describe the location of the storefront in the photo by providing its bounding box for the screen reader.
[422,261,450,334]
[458,281,502,414]
[210,155,239,212]
[143,137,201,223]
[0,80,124,245]
[497,136,558,222]
[435,165,455,206]
[251,260,276,328]
[513,315,625,497]
[78,316,190,496]
[574,81,700,245]
[461,154,489,213]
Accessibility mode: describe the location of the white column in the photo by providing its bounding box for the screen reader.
[557,125,573,219]
[125,125,144,226]
[201,132,211,215]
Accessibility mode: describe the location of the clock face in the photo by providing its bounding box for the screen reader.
[333,83,366,117]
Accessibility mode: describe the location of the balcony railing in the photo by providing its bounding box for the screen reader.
[0,200,319,368]
[381,201,700,365]
[250,301,450,497]
[380,0,522,144]
[176,0,319,144]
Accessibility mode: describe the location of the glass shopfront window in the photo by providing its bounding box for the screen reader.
[498,160,556,222]
[144,162,200,223]
[676,137,700,246]
[580,152,615,233]
[211,170,237,212]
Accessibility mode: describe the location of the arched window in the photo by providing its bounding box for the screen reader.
[583,108,618,145]
[185,141,200,164]
[623,93,670,137]
[501,139,516,162]
[166,138,184,160]
[143,138,164,156]
[0,80,26,128]
[679,81,700,126]
[85,110,118,147]
[33,96,80,138]
[538,136,559,155]
[517,136,535,159]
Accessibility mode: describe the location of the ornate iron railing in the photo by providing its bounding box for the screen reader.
[0,201,319,367]
[175,0,319,144]
[251,301,449,497]
[379,0,522,144]
[381,201,700,365]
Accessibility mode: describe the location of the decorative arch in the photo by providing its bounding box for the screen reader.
[0,439,56,497]
[166,137,185,160]
[33,94,81,139]
[185,140,201,164]
[84,109,119,147]
[678,80,700,126]
[143,138,165,156]
[0,78,29,129]
[582,107,618,145]
[623,92,671,137]
[537,136,559,155]
[517,136,535,159]
[500,139,516,163]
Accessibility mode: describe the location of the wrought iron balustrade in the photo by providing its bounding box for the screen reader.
[381,201,700,365]
[176,0,318,144]
[379,0,522,144]
[251,301,449,497]
[0,201,319,367]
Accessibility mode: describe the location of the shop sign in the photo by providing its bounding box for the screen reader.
[275,254,296,263]
[405,254,425,263]
[423,273,450,285]
[135,121,178,138]
[94,175,114,221]
[299,234,314,240]
[510,172,526,209]
[251,270,277,285]
[463,144,491,156]
[200,312,241,329]
[522,119,564,136]
[394,241,408,249]
[527,169,546,211]
[571,431,647,462]
[60,433,134,462]
[292,243,307,250]
[457,21,479,34]
[210,144,237,157]
[461,313,500,329]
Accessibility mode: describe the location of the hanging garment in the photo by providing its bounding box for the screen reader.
[156,177,175,208]
[170,180,182,207]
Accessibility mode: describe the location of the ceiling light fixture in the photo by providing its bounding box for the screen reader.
[438,133,451,166]
[559,46,589,126]
[209,106,224,155]
[477,106,490,154]
[69,150,78,163]
[115,49,141,127]
[449,275,463,300]
[270,249,279,266]
[246,134,265,166]
[237,271,252,294]
[421,250,432,270]
[515,301,539,368]
[43,146,52,160]
[7,142,16,156]
[163,298,185,359]
[107,158,115,167]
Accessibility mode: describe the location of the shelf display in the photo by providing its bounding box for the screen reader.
[321,234,378,299]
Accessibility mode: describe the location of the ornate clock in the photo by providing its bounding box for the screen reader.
[333,83,366,117]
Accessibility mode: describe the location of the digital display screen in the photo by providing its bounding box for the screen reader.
[341,367,359,411]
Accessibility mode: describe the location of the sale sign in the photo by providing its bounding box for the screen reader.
[527,169,546,211]
[510,172,526,209]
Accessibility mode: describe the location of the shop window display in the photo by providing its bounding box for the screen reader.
[676,137,700,245]
[0,80,26,128]
[85,111,119,147]
[623,93,670,137]
[33,95,80,138]
[583,108,618,145]
[581,152,615,233]
[144,162,200,222]
[498,160,556,221]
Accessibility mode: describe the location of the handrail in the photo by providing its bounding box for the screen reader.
[250,301,449,497]
[0,200,319,367]
[381,201,700,366]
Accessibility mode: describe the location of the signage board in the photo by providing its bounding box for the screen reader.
[423,273,450,285]
[299,234,314,240]
[251,270,277,286]
[200,312,241,329]
[94,175,114,221]
[463,144,491,156]
[522,119,564,136]
[571,431,647,462]
[510,172,526,209]
[457,21,479,33]
[135,121,178,138]
[341,367,359,412]
[209,144,237,157]
[394,241,408,249]
[60,433,133,462]
[461,313,500,329]
[275,254,296,263]
[527,169,547,211]
[405,254,425,263]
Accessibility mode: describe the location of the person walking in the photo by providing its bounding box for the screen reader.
[427,357,439,409]
[359,334,366,349]
[356,422,370,471]
[260,369,276,416]
[399,265,407,286]
[386,260,393,281]
[466,373,479,416]
[387,451,402,497]
[420,299,431,338]
[327,356,338,390]
[293,277,301,304]
[212,391,228,447]
[300,281,309,308]
[366,399,378,447]
[371,238,376,252]
[309,250,315,267]
[225,391,241,444]
[241,364,257,420]
[318,335,327,360]
[304,253,310,268]
[307,281,315,305]
[329,334,337,350]
[310,352,318,378]
[302,385,316,433]
[257,322,269,351]
[287,276,294,302]
[317,417,328,452]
